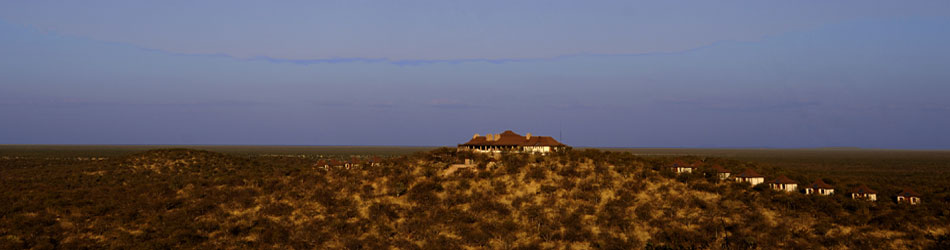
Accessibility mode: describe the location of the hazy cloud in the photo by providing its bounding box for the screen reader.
[0,98,267,107]
[654,97,822,112]
[425,99,483,109]
[2,1,947,60]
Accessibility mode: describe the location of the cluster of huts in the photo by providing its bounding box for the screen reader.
[314,156,383,170]
[668,160,922,205]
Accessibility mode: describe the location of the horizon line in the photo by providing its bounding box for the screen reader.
[2,144,949,151]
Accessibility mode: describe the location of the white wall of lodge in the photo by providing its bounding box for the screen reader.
[462,145,556,154]
[770,183,798,192]
[523,146,552,153]
[852,193,877,201]
[717,172,731,180]
[897,196,920,205]
[805,188,834,195]
[673,167,693,174]
[737,177,764,186]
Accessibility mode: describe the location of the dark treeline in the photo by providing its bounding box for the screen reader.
[1,148,948,249]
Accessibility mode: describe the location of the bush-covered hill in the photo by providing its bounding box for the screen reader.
[1,148,948,249]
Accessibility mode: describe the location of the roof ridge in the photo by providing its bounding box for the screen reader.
[770,175,797,184]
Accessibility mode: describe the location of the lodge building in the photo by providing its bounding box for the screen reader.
[735,169,766,185]
[458,130,567,154]
[897,188,921,205]
[769,175,798,192]
[804,179,835,195]
[710,165,732,180]
[851,185,878,201]
[669,160,699,174]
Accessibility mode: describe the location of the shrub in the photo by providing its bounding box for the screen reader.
[525,166,547,181]
[408,180,443,206]
[931,234,950,250]
[501,154,527,174]
[635,204,654,221]
[659,168,676,179]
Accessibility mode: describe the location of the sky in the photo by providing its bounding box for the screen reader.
[1,1,949,149]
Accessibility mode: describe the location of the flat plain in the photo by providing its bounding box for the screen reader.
[0,145,436,158]
[4,145,948,190]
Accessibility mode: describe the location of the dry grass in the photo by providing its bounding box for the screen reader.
[0,147,948,249]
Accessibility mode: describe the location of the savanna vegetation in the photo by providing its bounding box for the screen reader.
[1,147,949,249]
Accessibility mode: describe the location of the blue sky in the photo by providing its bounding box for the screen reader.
[1,1,949,148]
